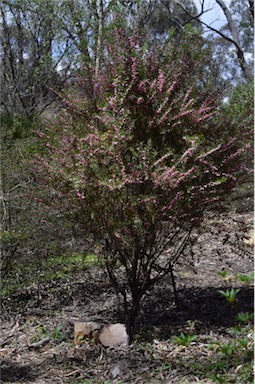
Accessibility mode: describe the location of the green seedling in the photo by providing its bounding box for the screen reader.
[173,332,198,347]
[218,270,228,278]
[32,325,49,343]
[230,324,243,334]
[219,341,235,358]
[209,373,227,384]
[77,335,92,345]
[218,287,240,304]
[237,272,254,286]
[138,342,154,353]
[238,338,249,348]
[52,323,65,340]
[77,335,85,344]
[236,312,254,324]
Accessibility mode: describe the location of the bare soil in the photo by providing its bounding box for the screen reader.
[0,211,254,384]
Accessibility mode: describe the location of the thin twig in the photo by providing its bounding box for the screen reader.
[28,336,51,349]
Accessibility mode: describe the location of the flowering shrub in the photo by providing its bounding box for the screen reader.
[37,29,249,336]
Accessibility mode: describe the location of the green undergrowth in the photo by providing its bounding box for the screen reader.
[133,318,253,383]
[175,334,254,383]
[0,252,99,298]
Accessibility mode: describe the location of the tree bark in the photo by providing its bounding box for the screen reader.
[248,0,254,18]
[174,0,253,81]
[215,0,252,81]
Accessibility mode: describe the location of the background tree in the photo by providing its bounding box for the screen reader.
[0,0,77,271]
[37,29,250,336]
[0,0,74,124]
[174,0,254,82]
[116,0,201,42]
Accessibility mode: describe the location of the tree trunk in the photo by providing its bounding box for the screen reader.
[215,0,252,81]
[248,0,254,18]
[175,0,253,81]
[127,297,141,341]
[95,0,104,79]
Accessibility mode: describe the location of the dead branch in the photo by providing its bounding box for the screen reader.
[28,336,51,349]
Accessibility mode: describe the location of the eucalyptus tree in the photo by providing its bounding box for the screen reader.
[174,0,254,82]
[0,0,74,122]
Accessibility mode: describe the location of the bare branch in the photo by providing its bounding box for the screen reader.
[248,0,254,18]
[174,0,253,81]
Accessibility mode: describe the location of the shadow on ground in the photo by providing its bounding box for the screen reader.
[0,362,38,383]
[138,284,254,337]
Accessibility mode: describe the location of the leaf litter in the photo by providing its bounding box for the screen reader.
[0,212,253,383]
